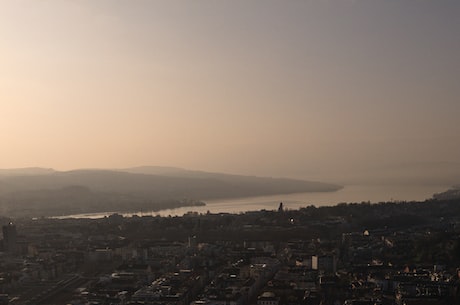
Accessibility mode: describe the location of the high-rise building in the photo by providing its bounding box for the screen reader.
[2,223,17,253]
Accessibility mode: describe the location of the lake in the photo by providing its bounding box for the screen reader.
[54,184,449,219]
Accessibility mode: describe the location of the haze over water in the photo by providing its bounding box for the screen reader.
[1,1,459,220]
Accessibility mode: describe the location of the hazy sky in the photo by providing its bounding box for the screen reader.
[1,1,459,181]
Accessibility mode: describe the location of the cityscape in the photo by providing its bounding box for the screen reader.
[1,197,460,305]
[1,1,460,305]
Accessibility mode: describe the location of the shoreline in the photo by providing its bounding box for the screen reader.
[49,184,448,220]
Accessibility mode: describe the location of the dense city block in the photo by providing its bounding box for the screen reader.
[1,198,460,305]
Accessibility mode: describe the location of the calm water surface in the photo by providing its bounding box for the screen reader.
[55,184,448,219]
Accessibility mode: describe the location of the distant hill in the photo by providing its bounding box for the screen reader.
[433,186,460,201]
[119,166,198,177]
[0,167,56,176]
[0,167,341,217]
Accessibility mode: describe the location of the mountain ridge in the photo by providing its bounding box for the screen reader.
[0,166,342,217]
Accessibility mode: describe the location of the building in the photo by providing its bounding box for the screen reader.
[311,255,336,274]
[257,292,280,305]
[2,223,17,253]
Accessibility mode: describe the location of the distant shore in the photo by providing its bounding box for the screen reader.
[51,184,448,219]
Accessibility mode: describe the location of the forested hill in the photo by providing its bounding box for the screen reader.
[0,167,341,217]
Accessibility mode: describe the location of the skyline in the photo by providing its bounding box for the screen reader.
[1,1,459,183]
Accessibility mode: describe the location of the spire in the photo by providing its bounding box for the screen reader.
[278,202,284,212]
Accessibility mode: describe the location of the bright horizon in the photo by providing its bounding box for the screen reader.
[1,1,459,184]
